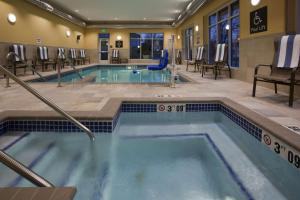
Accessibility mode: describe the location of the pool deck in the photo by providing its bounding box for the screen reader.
[0,63,299,130]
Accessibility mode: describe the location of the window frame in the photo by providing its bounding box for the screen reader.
[129,32,164,59]
[208,0,240,67]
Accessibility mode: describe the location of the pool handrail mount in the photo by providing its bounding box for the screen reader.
[0,63,96,142]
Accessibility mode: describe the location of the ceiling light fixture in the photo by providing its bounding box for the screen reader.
[74,9,79,12]
[44,2,54,12]
[251,0,261,6]
[7,13,17,24]
[186,1,193,10]
[178,14,182,20]
[67,14,73,19]
[143,18,147,20]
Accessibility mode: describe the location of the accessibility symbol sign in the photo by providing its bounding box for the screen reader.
[250,6,268,34]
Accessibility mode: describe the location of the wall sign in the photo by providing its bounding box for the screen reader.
[250,6,268,34]
[115,40,123,48]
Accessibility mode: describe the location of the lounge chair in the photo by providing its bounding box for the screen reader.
[202,43,231,79]
[79,49,90,65]
[147,50,169,70]
[176,50,182,65]
[186,46,205,72]
[69,49,81,66]
[252,34,300,107]
[111,49,120,64]
[57,48,68,68]
[36,46,57,71]
[8,44,35,75]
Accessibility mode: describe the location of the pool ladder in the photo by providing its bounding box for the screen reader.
[0,63,96,187]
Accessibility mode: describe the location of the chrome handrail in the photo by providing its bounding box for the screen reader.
[0,150,54,187]
[6,52,46,81]
[0,65,95,141]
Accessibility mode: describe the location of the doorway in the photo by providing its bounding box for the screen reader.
[99,38,109,63]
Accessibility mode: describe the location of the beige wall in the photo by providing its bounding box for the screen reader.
[0,0,85,48]
[85,28,175,50]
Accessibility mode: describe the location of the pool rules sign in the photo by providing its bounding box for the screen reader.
[250,6,268,34]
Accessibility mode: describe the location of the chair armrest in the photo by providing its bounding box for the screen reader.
[254,64,272,75]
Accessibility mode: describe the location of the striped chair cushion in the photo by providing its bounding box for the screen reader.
[10,44,26,62]
[215,44,227,62]
[80,49,86,58]
[38,46,49,60]
[196,46,204,61]
[112,49,119,58]
[70,49,77,59]
[274,35,300,68]
[58,48,65,59]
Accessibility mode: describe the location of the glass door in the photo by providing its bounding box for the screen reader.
[99,38,109,62]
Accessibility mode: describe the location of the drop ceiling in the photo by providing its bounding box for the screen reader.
[47,0,189,22]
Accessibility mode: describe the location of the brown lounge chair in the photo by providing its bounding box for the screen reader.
[252,34,300,107]
[186,46,205,72]
[8,44,35,75]
[36,46,57,71]
[69,49,81,66]
[202,43,231,79]
[111,49,120,64]
[79,49,90,65]
[57,48,68,68]
[176,50,182,65]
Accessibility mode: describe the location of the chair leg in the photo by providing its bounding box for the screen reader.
[289,83,295,107]
[252,78,257,97]
[202,66,205,77]
[214,66,218,80]
[274,83,278,94]
[228,66,232,79]
[186,62,188,71]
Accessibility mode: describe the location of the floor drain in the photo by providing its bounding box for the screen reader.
[155,94,178,98]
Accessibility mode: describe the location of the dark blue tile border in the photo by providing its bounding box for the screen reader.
[0,103,262,144]
[121,133,254,200]
[121,103,157,112]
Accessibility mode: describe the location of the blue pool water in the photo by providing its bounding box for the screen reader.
[30,65,186,84]
[0,112,300,200]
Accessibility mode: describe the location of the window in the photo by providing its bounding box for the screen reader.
[184,28,194,60]
[130,33,164,59]
[208,0,240,67]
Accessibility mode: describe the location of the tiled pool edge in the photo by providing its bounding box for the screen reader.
[1,98,300,171]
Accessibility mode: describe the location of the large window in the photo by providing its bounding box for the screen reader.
[184,28,194,60]
[130,33,164,59]
[208,0,240,67]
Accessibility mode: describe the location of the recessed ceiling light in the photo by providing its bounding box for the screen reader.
[74,9,79,12]
[186,1,193,10]
[67,14,73,19]
[7,13,16,24]
[143,18,147,20]
[41,1,54,12]
[114,17,119,20]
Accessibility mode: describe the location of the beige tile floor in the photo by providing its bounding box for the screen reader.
[0,64,299,129]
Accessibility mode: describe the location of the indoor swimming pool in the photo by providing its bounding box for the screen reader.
[30,65,187,84]
[0,111,299,200]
